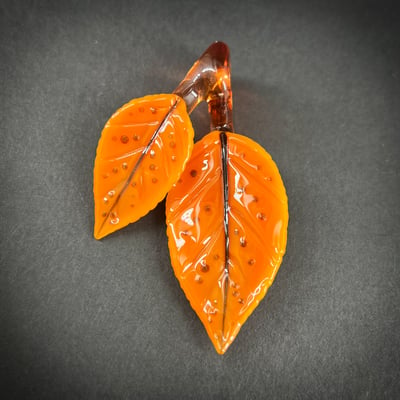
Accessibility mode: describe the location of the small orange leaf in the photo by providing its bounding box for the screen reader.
[94,94,194,239]
[166,130,288,354]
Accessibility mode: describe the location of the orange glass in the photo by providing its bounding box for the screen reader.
[93,42,230,239]
[166,44,289,354]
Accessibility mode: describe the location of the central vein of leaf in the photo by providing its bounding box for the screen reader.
[220,131,230,339]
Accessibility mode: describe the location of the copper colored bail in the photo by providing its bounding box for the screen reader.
[174,41,233,132]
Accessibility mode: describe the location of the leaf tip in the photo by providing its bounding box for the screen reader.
[93,224,107,240]
[212,336,232,355]
[93,232,103,240]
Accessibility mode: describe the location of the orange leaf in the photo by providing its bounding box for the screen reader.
[94,94,194,239]
[166,130,288,354]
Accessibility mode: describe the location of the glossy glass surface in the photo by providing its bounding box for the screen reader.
[93,94,193,239]
[167,41,288,354]
[166,131,288,354]
[93,42,231,238]
[174,41,233,132]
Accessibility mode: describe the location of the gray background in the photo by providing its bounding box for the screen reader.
[1,0,399,398]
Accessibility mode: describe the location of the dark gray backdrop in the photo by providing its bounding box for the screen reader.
[1,0,399,399]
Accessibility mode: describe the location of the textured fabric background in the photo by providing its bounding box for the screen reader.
[1,0,399,398]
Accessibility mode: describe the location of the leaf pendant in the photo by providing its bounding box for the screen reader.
[166,130,288,354]
[93,94,194,239]
[93,42,231,239]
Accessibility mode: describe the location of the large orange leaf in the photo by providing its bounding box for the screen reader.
[94,94,194,239]
[166,130,288,354]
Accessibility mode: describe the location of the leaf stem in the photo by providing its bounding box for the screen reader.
[173,41,233,132]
